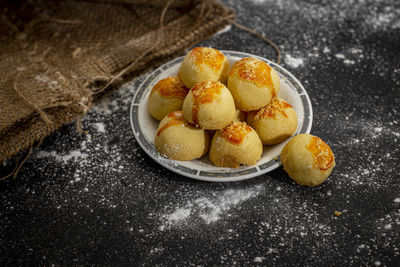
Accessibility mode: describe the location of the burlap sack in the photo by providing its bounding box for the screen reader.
[0,0,234,163]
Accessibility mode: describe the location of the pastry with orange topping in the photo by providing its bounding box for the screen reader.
[148,76,189,120]
[247,97,298,145]
[280,134,336,186]
[182,81,235,130]
[179,47,230,89]
[154,111,209,161]
[209,122,263,168]
[227,57,280,111]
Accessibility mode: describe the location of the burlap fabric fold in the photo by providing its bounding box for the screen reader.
[0,0,234,163]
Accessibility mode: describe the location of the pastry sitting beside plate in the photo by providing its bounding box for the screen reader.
[281,134,336,186]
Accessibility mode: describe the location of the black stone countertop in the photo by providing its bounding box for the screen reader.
[1,0,400,266]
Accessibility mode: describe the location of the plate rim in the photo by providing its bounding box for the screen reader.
[130,50,313,182]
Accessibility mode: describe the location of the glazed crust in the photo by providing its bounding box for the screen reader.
[182,81,235,130]
[227,57,280,111]
[280,134,336,186]
[148,77,188,120]
[247,97,298,145]
[209,122,263,168]
[154,111,209,161]
[179,47,230,89]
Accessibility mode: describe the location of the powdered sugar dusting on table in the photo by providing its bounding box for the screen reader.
[284,54,304,68]
[159,185,264,230]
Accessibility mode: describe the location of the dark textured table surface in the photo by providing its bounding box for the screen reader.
[1,0,400,266]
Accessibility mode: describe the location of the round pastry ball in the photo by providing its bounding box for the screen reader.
[148,76,189,120]
[247,97,298,145]
[281,134,336,186]
[209,122,263,168]
[227,57,280,111]
[179,47,230,89]
[182,81,235,130]
[155,111,209,161]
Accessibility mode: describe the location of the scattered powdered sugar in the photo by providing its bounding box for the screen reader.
[332,116,399,191]
[251,0,400,32]
[161,207,191,227]
[33,149,89,163]
[240,0,396,76]
[348,48,363,55]
[94,122,106,133]
[159,185,264,230]
[249,0,268,4]
[367,10,400,30]
[254,256,265,262]
[60,150,89,162]
[335,53,355,65]
[91,82,135,116]
[323,47,331,54]
[333,47,364,65]
[373,208,400,257]
[284,54,304,68]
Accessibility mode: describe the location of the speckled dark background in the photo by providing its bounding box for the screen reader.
[1,0,400,266]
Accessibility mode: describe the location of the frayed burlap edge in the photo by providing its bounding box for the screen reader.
[0,1,235,170]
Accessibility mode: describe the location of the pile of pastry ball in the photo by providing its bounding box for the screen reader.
[148,47,335,186]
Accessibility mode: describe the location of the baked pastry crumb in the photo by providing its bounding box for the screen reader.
[334,211,342,216]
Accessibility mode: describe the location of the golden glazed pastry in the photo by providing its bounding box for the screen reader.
[227,57,280,111]
[247,97,298,145]
[178,47,230,88]
[209,122,263,168]
[281,134,336,186]
[154,111,209,161]
[148,76,189,120]
[182,81,235,130]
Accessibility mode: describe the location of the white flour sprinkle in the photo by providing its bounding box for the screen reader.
[94,122,106,133]
[284,54,304,68]
[343,59,355,65]
[196,187,259,223]
[335,53,345,59]
[335,53,355,65]
[158,208,191,231]
[368,12,400,30]
[323,47,331,53]
[394,198,400,203]
[159,185,264,230]
[259,0,400,31]
[254,257,265,262]
[349,48,363,54]
[249,0,268,4]
[61,150,89,162]
[34,150,88,163]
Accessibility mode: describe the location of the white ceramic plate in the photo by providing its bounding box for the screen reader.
[130,50,312,182]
